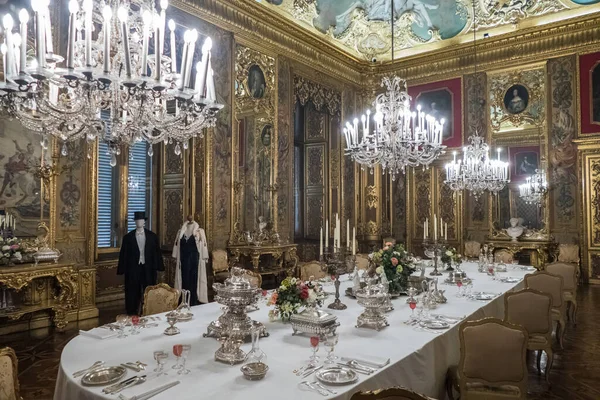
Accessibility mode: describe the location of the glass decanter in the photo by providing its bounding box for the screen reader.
[244,327,267,366]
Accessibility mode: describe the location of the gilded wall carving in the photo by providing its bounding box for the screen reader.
[489,66,546,132]
[439,171,456,239]
[465,72,487,138]
[277,57,292,234]
[235,45,276,115]
[366,185,378,210]
[294,75,341,116]
[473,0,566,29]
[165,190,183,245]
[415,169,431,240]
[59,142,85,228]
[548,56,577,226]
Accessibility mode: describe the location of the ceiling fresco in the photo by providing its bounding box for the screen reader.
[259,0,600,61]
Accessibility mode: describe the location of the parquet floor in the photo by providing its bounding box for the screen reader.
[2,286,599,400]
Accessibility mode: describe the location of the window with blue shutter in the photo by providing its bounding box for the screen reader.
[127,142,152,231]
[97,141,117,248]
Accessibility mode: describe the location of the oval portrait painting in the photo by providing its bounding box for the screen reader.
[247,65,266,99]
[503,84,529,115]
[261,124,273,147]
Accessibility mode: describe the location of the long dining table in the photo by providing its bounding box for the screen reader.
[54,262,531,400]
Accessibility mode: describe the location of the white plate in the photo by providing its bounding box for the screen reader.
[316,367,359,385]
[424,320,450,330]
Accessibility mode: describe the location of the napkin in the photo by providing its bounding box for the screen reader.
[79,327,118,340]
[340,356,390,369]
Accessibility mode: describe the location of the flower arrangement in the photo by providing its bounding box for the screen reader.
[267,277,323,321]
[0,237,37,265]
[371,242,416,293]
[441,247,462,270]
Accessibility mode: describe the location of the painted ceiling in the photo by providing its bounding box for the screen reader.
[257,0,600,61]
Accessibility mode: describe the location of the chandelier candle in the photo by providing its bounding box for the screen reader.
[160,0,168,55]
[102,6,112,74]
[154,14,162,81]
[66,2,77,69]
[141,10,151,77]
[3,15,15,77]
[169,19,176,73]
[195,38,212,99]
[118,7,132,78]
[18,9,28,74]
[82,0,92,67]
[43,4,53,54]
[178,30,190,90]
[184,29,198,88]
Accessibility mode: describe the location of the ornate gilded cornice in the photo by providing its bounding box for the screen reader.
[173,0,362,84]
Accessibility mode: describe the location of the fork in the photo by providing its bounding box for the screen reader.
[117,380,180,400]
[299,381,328,396]
[73,361,104,377]
[312,381,337,395]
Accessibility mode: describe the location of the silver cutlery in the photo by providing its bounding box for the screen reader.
[337,362,371,375]
[300,381,328,396]
[293,365,308,374]
[73,361,104,378]
[302,365,323,378]
[117,380,180,400]
[103,375,146,394]
[349,360,375,373]
[312,381,337,395]
[113,376,146,394]
[121,363,142,372]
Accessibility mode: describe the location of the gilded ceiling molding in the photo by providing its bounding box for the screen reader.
[294,75,342,116]
[173,0,362,84]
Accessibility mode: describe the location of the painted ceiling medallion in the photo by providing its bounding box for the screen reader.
[258,0,598,60]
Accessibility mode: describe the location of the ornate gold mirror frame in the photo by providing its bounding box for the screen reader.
[230,42,279,246]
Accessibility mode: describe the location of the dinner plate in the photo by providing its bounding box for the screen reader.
[81,366,127,386]
[424,320,450,330]
[501,277,521,283]
[472,293,495,301]
[316,367,359,385]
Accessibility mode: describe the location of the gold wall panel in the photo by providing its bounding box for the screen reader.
[277,57,293,241]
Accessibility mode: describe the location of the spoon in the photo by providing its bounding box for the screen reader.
[299,381,328,396]
[312,381,338,395]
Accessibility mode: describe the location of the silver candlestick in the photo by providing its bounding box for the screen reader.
[320,247,353,310]
[423,238,447,276]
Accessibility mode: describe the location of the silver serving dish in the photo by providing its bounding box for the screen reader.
[315,366,358,385]
[240,362,269,380]
[33,247,61,265]
[423,320,450,330]
[355,279,389,331]
[81,366,127,386]
[290,306,340,337]
[205,268,267,365]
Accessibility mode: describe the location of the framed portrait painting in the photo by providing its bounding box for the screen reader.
[579,51,600,135]
[509,146,540,181]
[408,78,462,148]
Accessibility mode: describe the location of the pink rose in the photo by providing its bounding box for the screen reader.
[10,244,19,250]
[383,246,389,251]
[391,257,398,266]
[385,242,393,247]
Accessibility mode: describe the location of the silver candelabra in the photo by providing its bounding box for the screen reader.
[320,247,354,310]
[422,238,447,276]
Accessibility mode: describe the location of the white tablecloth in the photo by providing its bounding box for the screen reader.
[54,263,530,400]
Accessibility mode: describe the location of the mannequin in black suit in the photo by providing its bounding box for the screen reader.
[117,212,164,315]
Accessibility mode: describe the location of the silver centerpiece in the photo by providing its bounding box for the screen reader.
[355,276,389,331]
[290,305,340,337]
[205,268,267,365]
[320,247,353,310]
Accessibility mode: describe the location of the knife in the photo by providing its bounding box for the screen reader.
[337,362,371,375]
[111,376,146,394]
[103,375,139,394]
[301,365,323,378]
[121,363,141,372]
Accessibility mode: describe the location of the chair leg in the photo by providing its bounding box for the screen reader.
[545,348,554,385]
[571,300,578,326]
[557,319,565,350]
[536,350,542,374]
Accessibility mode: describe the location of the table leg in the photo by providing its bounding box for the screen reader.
[251,253,260,271]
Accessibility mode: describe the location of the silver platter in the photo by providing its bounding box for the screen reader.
[423,320,449,330]
[315,367,358,386]
[240,362,269,380]
[472,292,495,301]
[81,366,127,386]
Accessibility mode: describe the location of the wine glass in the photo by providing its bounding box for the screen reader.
[408,299,417,322]
[153,351,168,376]
[130,315,140,335]
[456,280,463,297]
[172,344,183,370]
[116,315,128,339]
[487,264,495,280]
[309,336,320,362]
[324,333,338,364]
[178,344,192,375]
[465,281,474,298]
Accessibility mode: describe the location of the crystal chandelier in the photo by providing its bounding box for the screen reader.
[342,1,446,180]
[444,133,509,198]
[0,0,222,163]
[519,168,548,205]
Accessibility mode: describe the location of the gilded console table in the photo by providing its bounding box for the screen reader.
[0,263,93,333]
[228,244,299,277]
[485,239,558,269]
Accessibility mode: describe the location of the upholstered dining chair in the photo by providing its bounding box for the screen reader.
[211,249,230,283]
[494,248,514,264]
[524,272,566,349]
[242,269,263,288]
[0,347,21,400]
[355,254,371,271]
[142,283,181,316]
[456,318,529,400]
[300,262,327,281]
[557,244,579,264]
[464,241,481,260]
[350,386,434,400]
[546,262,578,324]
[504,289,554,383]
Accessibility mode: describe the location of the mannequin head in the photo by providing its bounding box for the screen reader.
[135,219,145,229]
[133,211,147,229]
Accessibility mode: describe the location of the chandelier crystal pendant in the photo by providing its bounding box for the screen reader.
[444,133,510,198]
[0,0,222,161]
[519,168,548,205]
[342,0,446,181]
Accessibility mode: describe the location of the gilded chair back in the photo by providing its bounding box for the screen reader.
[142,283,181,316]
[242,269,263,288]
[524,272,564,310]
[494,249,514,264]
[504,289,552,338]
[350,386,434,400]
[557,244,579,264]
[458,318,528,399]
[545,262,577,292]
[0,347,20,400]
[355,254,371,271]
[300,262,327,281]
[212,249,229,275]
[464,241,481,259]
